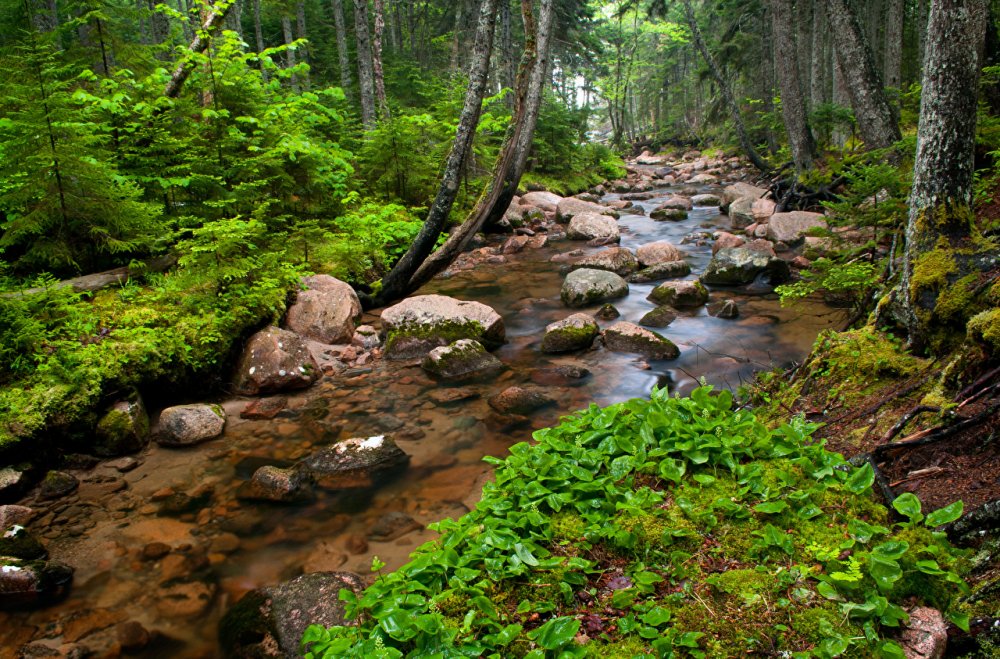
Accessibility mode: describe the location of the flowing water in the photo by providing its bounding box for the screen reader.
[0,180,844,657]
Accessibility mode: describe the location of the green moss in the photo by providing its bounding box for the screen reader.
[541,323,599,353]
[968,308,1000,355]
[384,319,491,357]
[910,247,958,303]
[550,513,587,542]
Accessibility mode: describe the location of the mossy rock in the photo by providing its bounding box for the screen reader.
[94,393,150,457]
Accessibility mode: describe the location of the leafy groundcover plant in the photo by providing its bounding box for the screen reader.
[303,386,968,658]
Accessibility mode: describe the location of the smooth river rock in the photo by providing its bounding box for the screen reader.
[635,241,684,267]
[701,245,791,286]
[284,275,362,345]
[556,198,616,223]
[233,326,320,395]
[541,313,600,353]
[647,280,709,308]
[380,294,505,360]
[765,211,827,245]
[568,247,637,276]
[561,269,629,308]
[300,435,410,490]
[566,213,620,242]
[603,322,680,360]
[628,261,692,283]
[421,339,505,381]
[488,386,556,415]
[154,404,226,447]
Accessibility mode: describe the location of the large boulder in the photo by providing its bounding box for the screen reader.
[568,247,638,276]
[603,322,680,360]
[647,280,709,308]
[0,557,74,611]
[285,275,362,345]
[556,198,615,223]
[94,394,150,457]
[219,572,364,659]
[154,404,226,447]
[380,295,505,360]
[561,269,629,308]
[728,197,755,229]
[636,241,684,267]
[300,435,409,490]
[701,244,791,286]
[752,197,776,222]
[541,313,600,353]
[421,339,505,381]
[566,213,620,242]
[521,191,564,212]
[233,327,320,395]
[765,211,827,245]
[722,182,767,209]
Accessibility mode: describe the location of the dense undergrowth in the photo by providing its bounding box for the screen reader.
[303,386,969,658]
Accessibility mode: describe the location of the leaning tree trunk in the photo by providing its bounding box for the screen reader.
[771,0,817,171]
[373,0,389,119]
[354,0,377,129]
[331,0,352,96]
[826,0,902,151]
[164,3,233,98]
[372,0,500,306]
[897,0,990,350]
[682,0,770,172]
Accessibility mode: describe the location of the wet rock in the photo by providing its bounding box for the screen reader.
[285,275,362,345]
[628,261,691,284]
[488,387,556,415]
[752,197,776,222]
[105,457,139,473]
[233,327,320,395]
[568,247,638,276]
[709,299,740,319]
[380,294,505,360]
[688,173,718,185]
[219,571,365,659]
[899,607,947,659]
[701,245,791,286]
[765,211,827,245]
[154,404,226,447]
[238,465,315,503]
[639,306,678,328]
[722,182,767,209]
[649,205,688,221]
[351,325,381,350]
[691,193,721,207]
[621,191,656,201]
[158,484,215,515]
[19,642,89,658]
[500,235,532,254]
[647,280,709,308]
[301,435,410,490]
[0,557,74,610]
[556,198,616,223]
[595,304,620,320]
[603,322,680,360]
[116,620,151,653]
[0,525,47,560]
[428,388,480,406]
[0,467,28,503]
[39,471,79,500]
[240,396,288,420]
[728,196,755,229]
[657,195,693,211]
[421,339,504,381]
[561,269,629,308]
[302,541,348,573]
[530,366,592,387]
[541,313,600,353]
[142,542,171,561]
[566,213,620,242]
[156,579,216,619]
[521,190,563,212]
[635,241,684,267]
[94,394,150,457]
[345,534,368,554]
[712,231,745,254]
[369,512,422,542]
[0,505,33,529]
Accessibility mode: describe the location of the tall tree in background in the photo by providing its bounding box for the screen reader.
[826,0,902,151]
[331,0,352,96]
[771,0,816,171]
[373,0,388,118]
[354,0,376,129]
[898,0,990,349]
[252,0,268,82]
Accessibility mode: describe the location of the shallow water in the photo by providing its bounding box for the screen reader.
[0,179,844,658]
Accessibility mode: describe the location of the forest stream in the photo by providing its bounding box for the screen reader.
[0,174,845,658]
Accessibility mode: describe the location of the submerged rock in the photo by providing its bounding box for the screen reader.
[369,512,422,542]
[488,387,556,416]
[94,394,150,457]
[603,322,680,360]
[561,269,629,308]
[233,326,320,395]
[301,435,409,490]
[154,404,226,447]
[421,339,505,381]
[647,280,709,308]
[38,471,78,500]
[530,366,592,387]
[541,313,600,353]
[237,465,315,503]
[380,295,505,360]
[709,299,740,319]
[285,275,362,345]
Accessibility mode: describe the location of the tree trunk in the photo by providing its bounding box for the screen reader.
[499,0,515,99]
[373,0,388,118]
[771,0,816,171]
[295,1,310,89]
[354,0,377,129]
[224,0,243,39]
[682,0,770,172]
[798,0,813,108]
[253,0,268,82]
[29,0,59,33]
[147,0,170,55]
[898,0,990,350]
[372,0,500,305]
[826,0,901,151]
[884,0,904,92]
[331,0,352,95]
[281,14,298,91]
[450,0,466,72]
[164,3,233,98]
[810,0,827,108]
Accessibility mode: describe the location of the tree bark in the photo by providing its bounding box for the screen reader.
[164,3,233,98]
[281,14,298,91]
[771,0,816,171]
[295,0,310,89]
[354,0,377,129]
[372,0,500,305]
[499,0,515,100]
[252,0,268,82]
[373,0,389,118]
[826,0,902,151]
[884,0,904,91]
[898,0,990,349]
[810,0,827,109]
[224,0,243,39]
[148,0,170,55]
[682,0,770,172]
[331,0,352,95]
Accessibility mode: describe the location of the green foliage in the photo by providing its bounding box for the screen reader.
[302,386,966,658]
[776,258,879,312]
[322,199,424,283]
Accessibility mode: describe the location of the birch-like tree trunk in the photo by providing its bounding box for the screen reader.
[354,0,377,129]
[373,0,389,118]
[898,0,990,349]
[826,0,901,151]
[499,0,515,99]
[164,3,232,98]
[331,0,352,96]
[771,0,816,171]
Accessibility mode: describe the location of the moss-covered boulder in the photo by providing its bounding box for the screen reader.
[380,295,506,360]
[603,321,680,360]
[0,526,47,560]
[561,269,629,308]
[421,339,505,381]
[38,471,78,500]
[647,280,709,308]
[541,313,600,353]
[649,206,688,221]
[640,306,678,328]
[219,571,364,658]
[94,394,150,457]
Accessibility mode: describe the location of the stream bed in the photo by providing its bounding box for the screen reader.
[0,178,844,658]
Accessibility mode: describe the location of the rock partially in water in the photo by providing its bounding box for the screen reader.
[421,339,505,381]
[240,396,288,420]
[530,366,592,387]
[237,465,315,503]
[712,231,746,254]
[381,294,506,360]
[233,327,320,395]
[688,173,718,185]
[556,198,617,223]
[647,280,709,309]
[765,211,827,245]
[568,247,638,276]
[94,394,150,457]
[38,471,79,500]
[628,261,691,284]
[219,571,364,659]
[655,195,693,211]
[352,325,381,350]
[709,299,740,319]
[428,388,480,406]
[0,467,29,503]
[0,557,74,610]
[0,525,47,560]
[728,197,755,229]
[285,275,362,345]
[635,241,684,267]
[603,322,680,360]
[639,306,678,329]
[154,404,226,447]
[561,269,629,308]
[649,205,687,221]
[116,620,151,653]
[301,435,410,491]
[541,313,600,353]
[701,245,791,286]
[488,387,556,416]
[566,213,620,242]
[691,193,721,207]
[594,303,621,320]
[369,511,423,542]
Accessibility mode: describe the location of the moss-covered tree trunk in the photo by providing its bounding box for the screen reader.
[899,0,991,350]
